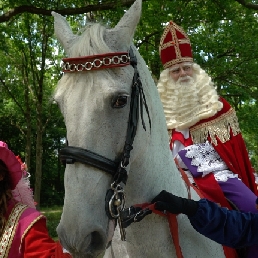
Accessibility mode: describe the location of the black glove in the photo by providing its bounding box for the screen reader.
[151,190,199,216]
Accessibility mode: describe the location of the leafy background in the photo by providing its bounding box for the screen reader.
[0,0,258,210]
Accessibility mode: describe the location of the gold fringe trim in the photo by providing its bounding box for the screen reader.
[190,108,240,146]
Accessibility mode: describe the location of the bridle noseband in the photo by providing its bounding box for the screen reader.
[59,47,151,241]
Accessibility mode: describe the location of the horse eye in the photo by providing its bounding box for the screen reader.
[112,95,128,108]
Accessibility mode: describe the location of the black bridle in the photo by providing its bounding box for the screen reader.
[59,47,151,240]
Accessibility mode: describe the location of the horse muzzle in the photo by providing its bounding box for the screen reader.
[57,222,107,258]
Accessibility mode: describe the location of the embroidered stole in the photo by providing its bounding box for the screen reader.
[0,203,27,258]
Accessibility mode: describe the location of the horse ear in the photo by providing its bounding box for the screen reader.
[106,0,142,49]
[51,11,77,54]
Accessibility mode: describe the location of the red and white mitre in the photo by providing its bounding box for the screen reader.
[159,21,193,69]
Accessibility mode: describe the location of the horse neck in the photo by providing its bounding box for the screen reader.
[124,77,188,205]
[122,114,188,257]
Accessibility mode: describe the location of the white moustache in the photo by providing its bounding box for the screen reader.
[176,76,195,89]
[177,76,194,83]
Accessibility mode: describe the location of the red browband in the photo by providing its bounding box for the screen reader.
[62,52,130,73]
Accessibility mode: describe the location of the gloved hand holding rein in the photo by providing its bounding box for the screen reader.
[119,190,199,228]
[151,190,199,216]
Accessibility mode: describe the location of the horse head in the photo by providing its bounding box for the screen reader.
[52,0,172,256]
[52,1,227,257]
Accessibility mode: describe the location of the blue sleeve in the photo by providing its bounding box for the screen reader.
[188,199,258,248]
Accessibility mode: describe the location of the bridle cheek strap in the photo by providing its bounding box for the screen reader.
[117,47,151,179]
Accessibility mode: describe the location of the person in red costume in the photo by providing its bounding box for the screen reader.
[157,21,258,258]
[0,141,71,258]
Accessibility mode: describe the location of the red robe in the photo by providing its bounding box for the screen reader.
[23,219,71,258]
[2,201,71,258]
[171,97,258,206]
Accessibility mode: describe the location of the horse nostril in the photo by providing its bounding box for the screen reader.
[90,231,106,254]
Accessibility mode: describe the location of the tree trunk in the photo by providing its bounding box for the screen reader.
[34,107,43,210]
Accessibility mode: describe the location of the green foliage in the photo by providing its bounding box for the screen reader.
[41,206,63,240]
[134,0,258,169]
[0,3,66,206]
[1,0,258,205]
[237,102,258,171]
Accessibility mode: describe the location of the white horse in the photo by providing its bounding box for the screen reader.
[52,1,232,257]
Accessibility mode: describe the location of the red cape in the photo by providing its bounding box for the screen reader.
[171,97,257,207]
[23,218,72,258]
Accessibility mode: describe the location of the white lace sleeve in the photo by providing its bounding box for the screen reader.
[184,141,239,181]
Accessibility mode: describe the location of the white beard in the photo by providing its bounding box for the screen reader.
[157,64,223,130]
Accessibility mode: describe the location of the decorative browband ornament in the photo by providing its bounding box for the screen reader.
[62,52,130,72]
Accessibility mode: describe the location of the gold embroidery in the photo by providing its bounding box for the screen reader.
[0,203,27,258]
[190,108,240,146]
[21,215,44,246]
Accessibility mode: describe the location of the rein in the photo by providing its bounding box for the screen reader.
[59,46,151,240]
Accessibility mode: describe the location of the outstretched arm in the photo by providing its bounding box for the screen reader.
[190,199,258,248]
[152,190,258,248]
